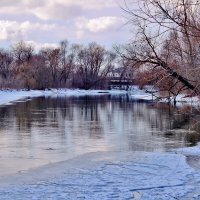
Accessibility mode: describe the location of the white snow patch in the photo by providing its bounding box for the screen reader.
[1,88,199,106]
[129,86,158,101]
[0,89,128,106]
[175,95,200,106]
[175,143,200,156]
[0,151,200,199]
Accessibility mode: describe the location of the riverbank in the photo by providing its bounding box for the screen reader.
[0,89,128,106]
[0,147,200,200]
[0,88,199,106]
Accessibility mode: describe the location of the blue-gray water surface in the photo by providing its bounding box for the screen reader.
[0,94,200,175]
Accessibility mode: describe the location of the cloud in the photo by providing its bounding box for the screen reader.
[73,16,128,46]
[0,0,130,48]
[86,17,123,32]
[0,20,57,41]
[58,0,116,9]
[24,41,59,51]
[0,0,117,20]
[76,16,124,34]
[32,4,83,20]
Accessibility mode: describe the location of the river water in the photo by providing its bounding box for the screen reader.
[0,94,200,175]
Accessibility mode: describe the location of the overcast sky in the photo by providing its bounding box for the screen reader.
[0,0,132,49]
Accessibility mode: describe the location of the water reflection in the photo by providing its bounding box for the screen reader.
[0,95,200,168]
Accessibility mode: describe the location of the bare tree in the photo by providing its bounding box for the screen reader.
[39,47,61,88]
[117,0,200,99]
[0,49,13,88]
[12,41,34,65]
[59,40,75,87]
[60,40,68,68]
[30,54,49,90]
[0,41,116,90]
[74,42,116,89]
[0,49,13,79]
[10,41,35,90]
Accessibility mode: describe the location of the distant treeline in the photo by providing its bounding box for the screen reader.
[0,41,117,90]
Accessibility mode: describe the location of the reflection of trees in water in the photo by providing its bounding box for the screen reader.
[0,106,12,130]
[0,95,200,150]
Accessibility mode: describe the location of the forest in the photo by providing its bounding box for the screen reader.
[0,41,116,90]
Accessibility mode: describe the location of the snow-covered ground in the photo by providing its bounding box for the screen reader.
[0,88,200,106]
[0,149,200,200]
[0,90,43,105]
[129,86,200,105]
[0,89,128,106]
[129,86,157,101]
[175,95,200,106]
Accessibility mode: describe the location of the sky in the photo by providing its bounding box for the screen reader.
[0,0,132,49]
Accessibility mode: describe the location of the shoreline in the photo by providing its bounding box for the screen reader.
[0,149,200,199]
[1,143,200,184]
[0,89,128,106]
[0,88,199,107]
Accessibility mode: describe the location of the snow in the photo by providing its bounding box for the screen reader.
[0,150,200,199]
[0,89,128,106]
[175,95,200,106]
[0,87,200,106]
[0,90,43,106]
[128,85,157,101]
[129,86,200,106]
[175,143,200,156]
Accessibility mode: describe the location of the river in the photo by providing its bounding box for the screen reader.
[0,94,199,176]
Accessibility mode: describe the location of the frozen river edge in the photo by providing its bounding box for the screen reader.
[0,89,128,106]
[0,150,200,200]
[0,89,200,199]
[0,88,199,106]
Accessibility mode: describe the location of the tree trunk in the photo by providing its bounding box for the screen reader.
[160,61,196,92]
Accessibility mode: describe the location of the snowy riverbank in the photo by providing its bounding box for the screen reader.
[0,89,128,106]
[1,88,200,106]
[0,147,200,200]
